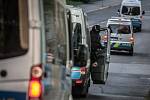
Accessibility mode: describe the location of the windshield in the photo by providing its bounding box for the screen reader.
[0,0,29,59]
[73,23,83,67]
[109,24,131,34]
[73,23,82,49]
[121,6,140,16]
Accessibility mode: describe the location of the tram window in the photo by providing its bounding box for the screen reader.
[43,0,67,65]
[73,23,82,49]
[0,0,28,59]
[122,6,140,16]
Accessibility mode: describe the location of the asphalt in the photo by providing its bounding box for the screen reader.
[78,0,122,14]
[74,0,150,100]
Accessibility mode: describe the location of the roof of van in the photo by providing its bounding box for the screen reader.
[122,0,141,6]
[66,5,85,23]
[107,17,131,25]
[66,5,83,13]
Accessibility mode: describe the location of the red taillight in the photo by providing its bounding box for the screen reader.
[28,64,43,99]
[80,67,87,75]
[29,80,42,98]
[129,37,134,43]
[140,16,143,20]
[75,80,83,84]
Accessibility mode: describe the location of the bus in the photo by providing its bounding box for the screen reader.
[0,0,72,100]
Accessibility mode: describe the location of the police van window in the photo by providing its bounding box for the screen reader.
[73,23,82,49]
[109,24,131,34]
[73,23,84,67]
[132,7,140,15]
[43,0,67,65]
[122,6,140,16]
[0,0,29,59]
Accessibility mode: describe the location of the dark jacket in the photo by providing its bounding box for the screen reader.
[90,29,103,51]
[90,27,105,64]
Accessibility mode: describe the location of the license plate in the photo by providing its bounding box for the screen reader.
[121,43,130,46]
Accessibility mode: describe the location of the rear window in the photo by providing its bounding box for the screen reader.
[109,24,131,34]
[0,0,29,59]
[72,23,83,67]
[73,23,82,49]
[122,6,140,16]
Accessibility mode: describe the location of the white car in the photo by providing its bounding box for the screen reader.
[107,17,135,55]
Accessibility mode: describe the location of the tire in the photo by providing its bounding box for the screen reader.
[88,79,90,87]
[93,80,105,84]
[138,27,142,32]
[81,86,88,98]
[82,0,90,3]
[133,29,137,33]
[129,47,134,56]
[72,86,88,98]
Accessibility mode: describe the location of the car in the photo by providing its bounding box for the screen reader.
[107,17,135,55]
[66,5,91,97]
[118,0,145,32]
[66,5,111,98]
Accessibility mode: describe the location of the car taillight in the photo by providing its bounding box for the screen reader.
[29,80,42,98]
[129,37,134,43]
[28,64,43,100]
[75,79,83,84]
[140,16,143,20]
[80,67,87,75]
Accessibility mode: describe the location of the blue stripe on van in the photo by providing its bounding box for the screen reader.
[0,91,26,100]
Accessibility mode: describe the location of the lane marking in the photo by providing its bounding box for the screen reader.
[89,92,145,99]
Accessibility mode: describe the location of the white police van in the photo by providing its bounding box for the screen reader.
[119,0,145,31]
[107,17,134,55]
[0,0,72,100]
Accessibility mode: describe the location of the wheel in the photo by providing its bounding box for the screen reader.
[93,80,105,84]
[129,47,134,56]
[81,86,89,98]
[72,86,88,98]
[138,24,142,32]
[88,79,90,87]
[82,0,90,3]
[138,27,142,32]
[133,28,137,33]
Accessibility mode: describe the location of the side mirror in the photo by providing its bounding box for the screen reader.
[117,9,120,16]
[142,11,145,15]
[75,44,88,66]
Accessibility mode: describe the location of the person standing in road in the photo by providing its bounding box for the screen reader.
[90,25,105,67]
